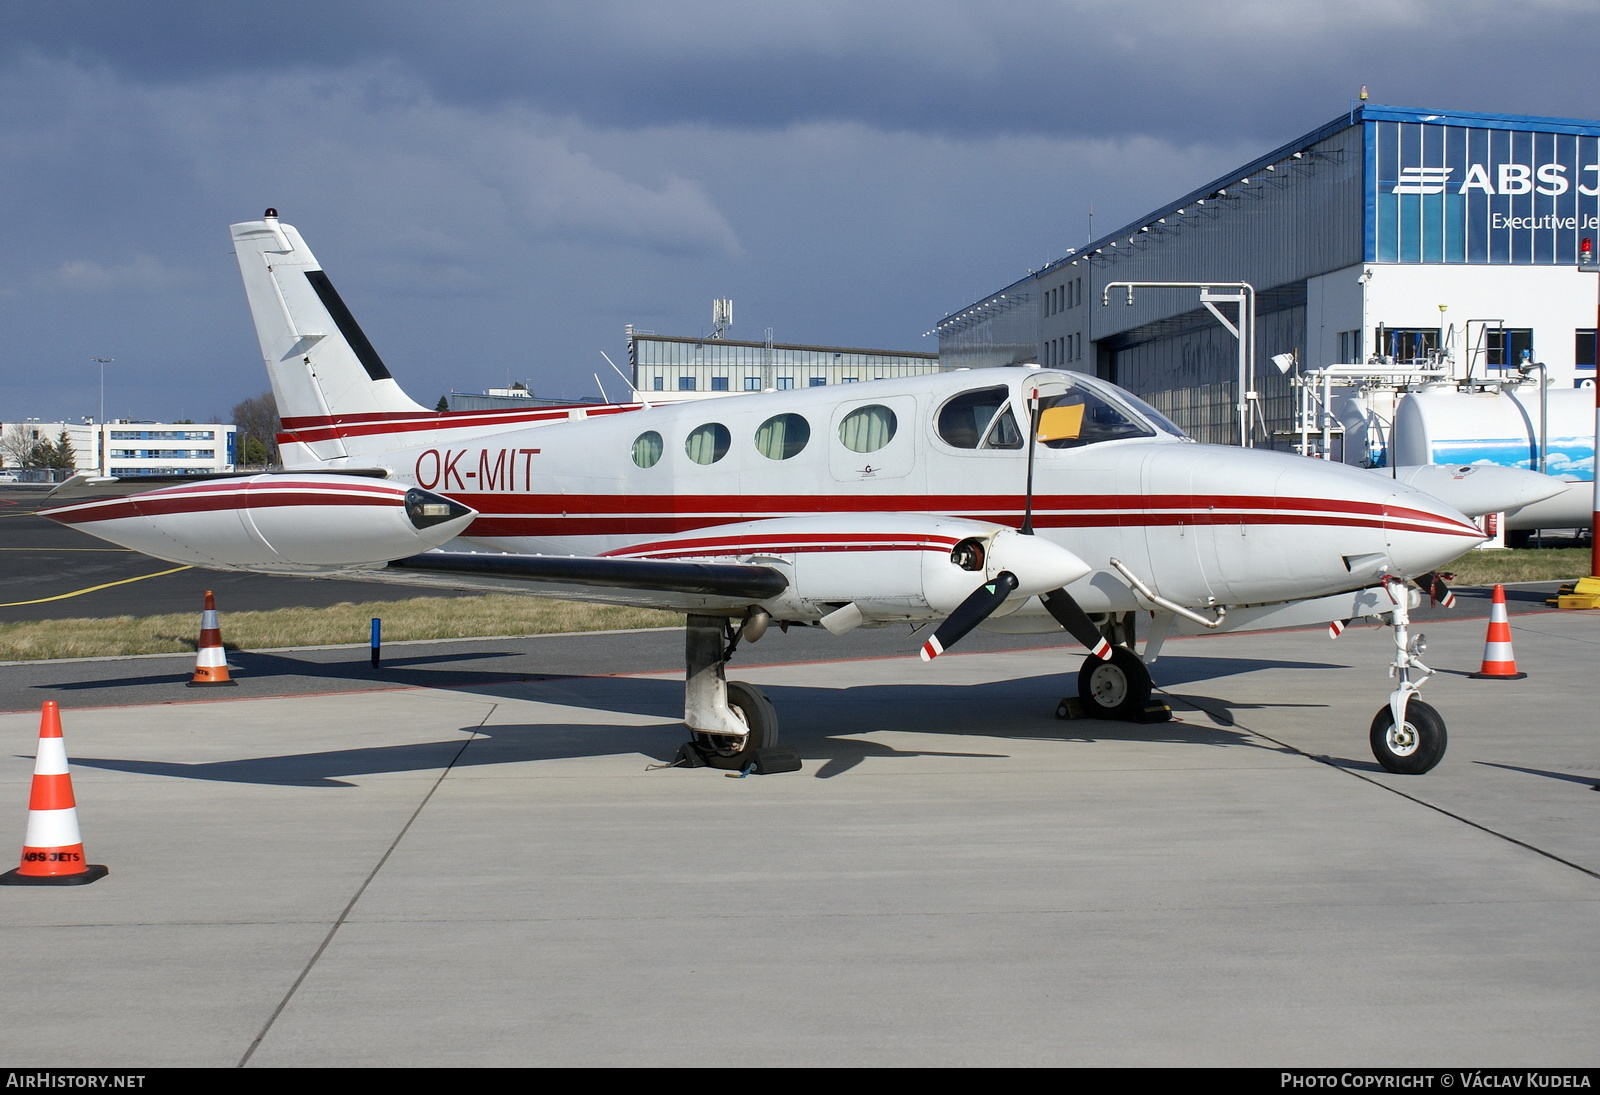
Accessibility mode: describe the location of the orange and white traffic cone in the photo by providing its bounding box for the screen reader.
[1469,584,1527,680]
[187,590,237,687]
[0,701,108,886]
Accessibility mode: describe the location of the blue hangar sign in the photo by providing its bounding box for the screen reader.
[1367,110,1600,265]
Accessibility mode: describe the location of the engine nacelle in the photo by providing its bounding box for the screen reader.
[604,513,1092,622]
[44,475,477,573]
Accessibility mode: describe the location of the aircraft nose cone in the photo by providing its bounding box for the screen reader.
[1382,487,1487,577]
[988,528,1093,595]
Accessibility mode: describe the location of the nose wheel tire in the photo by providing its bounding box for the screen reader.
[1076,646,1152,721]
[1369,700,1447,774]
[692,681,779,770]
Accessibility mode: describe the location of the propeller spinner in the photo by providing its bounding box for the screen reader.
[920,528,1100,661]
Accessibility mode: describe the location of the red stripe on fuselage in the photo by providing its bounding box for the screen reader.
[461,512,1480,538]
[439,490,1478,528]
[601,531,963,558]
[444,492,1481,540]
[47,489,402,525]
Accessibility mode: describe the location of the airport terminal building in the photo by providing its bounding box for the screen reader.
[0,420,236,480]
[938,104,1600,445]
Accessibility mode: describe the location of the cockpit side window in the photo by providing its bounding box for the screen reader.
[937,387,1011,449]
[982,407,1024,449]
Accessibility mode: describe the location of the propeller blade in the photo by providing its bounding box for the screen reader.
[1418,570,1457,608]
[920,572,1019,660]
[1041,588,1113,660]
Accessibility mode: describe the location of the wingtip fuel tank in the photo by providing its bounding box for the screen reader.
[44,476,477,573]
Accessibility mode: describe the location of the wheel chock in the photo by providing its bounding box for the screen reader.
[671,742,708,768]
[1136,700,1173,724]
[677,741,801,774]
[1055,697,1084,720]
[751,747,802,775]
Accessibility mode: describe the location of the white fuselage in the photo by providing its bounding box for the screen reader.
[279,369,1483,624]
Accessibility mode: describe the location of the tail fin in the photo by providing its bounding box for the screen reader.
[231,212,425,459]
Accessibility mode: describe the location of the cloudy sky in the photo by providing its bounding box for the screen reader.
[3,1,1598,423]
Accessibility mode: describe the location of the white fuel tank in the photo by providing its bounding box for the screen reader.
[1391,386,1595,529]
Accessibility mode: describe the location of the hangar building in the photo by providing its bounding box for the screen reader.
[937,103,1600,446]
[629,331,940,397]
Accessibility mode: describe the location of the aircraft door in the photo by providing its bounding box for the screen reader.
[829,396,919,483]
[1140,448,1216,605]
[1163,448,1300,604]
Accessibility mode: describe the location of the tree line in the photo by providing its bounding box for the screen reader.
[0,424,77,470]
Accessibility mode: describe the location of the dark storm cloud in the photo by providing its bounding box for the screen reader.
[2,1,1598,423]
[6,1,1599,142]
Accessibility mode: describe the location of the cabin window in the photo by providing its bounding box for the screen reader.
[685,423,731,464]
[937,386,1012,449]
[754,414,810,460]
[631,431,664,468]
[839,405,897,453]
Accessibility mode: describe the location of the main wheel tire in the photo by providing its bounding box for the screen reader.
[692,681,779,770]
[1076,646,1152,721]
[1369,699,1447,774]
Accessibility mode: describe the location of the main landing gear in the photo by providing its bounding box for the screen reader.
[673,613,802,775]
[1368,577,1447,774]
[1056,612,1171,724]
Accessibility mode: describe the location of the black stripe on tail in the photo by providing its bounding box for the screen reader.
[304,269,393,382]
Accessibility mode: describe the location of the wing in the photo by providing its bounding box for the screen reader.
[346,550,789,614]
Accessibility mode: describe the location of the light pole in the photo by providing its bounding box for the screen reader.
[91,357,114,476]
[1101,281,1257,446]
[1578,242,1600,591]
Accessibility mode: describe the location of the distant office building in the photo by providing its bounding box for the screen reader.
[0,420,235,478]
[939,103,1600,444]
[629,331,941,397]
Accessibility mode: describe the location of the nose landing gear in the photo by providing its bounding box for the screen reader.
[1368,577,1446,774]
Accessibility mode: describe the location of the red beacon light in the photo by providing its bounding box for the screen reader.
[1582,237,1594,264]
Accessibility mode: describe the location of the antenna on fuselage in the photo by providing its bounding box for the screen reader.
[599,350,634,398]
[1021,392,1041,536]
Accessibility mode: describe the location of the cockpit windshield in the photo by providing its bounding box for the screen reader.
[1034,382,1156,449]
[1085,380,1188,440]
[937,374,1189,452]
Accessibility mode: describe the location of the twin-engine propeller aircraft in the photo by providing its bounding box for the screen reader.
[45,213,1560,775]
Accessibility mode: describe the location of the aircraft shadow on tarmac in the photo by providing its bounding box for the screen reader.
[1473,761,1600,788]
[61,654,1343,785]
[43,650,541,693]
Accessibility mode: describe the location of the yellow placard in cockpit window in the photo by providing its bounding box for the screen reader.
[1036,403,1084,442]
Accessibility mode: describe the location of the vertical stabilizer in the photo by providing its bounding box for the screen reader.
[231,212,425,460]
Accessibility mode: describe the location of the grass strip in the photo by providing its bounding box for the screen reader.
[1441,546,1592,585]
[0,594,679,661]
